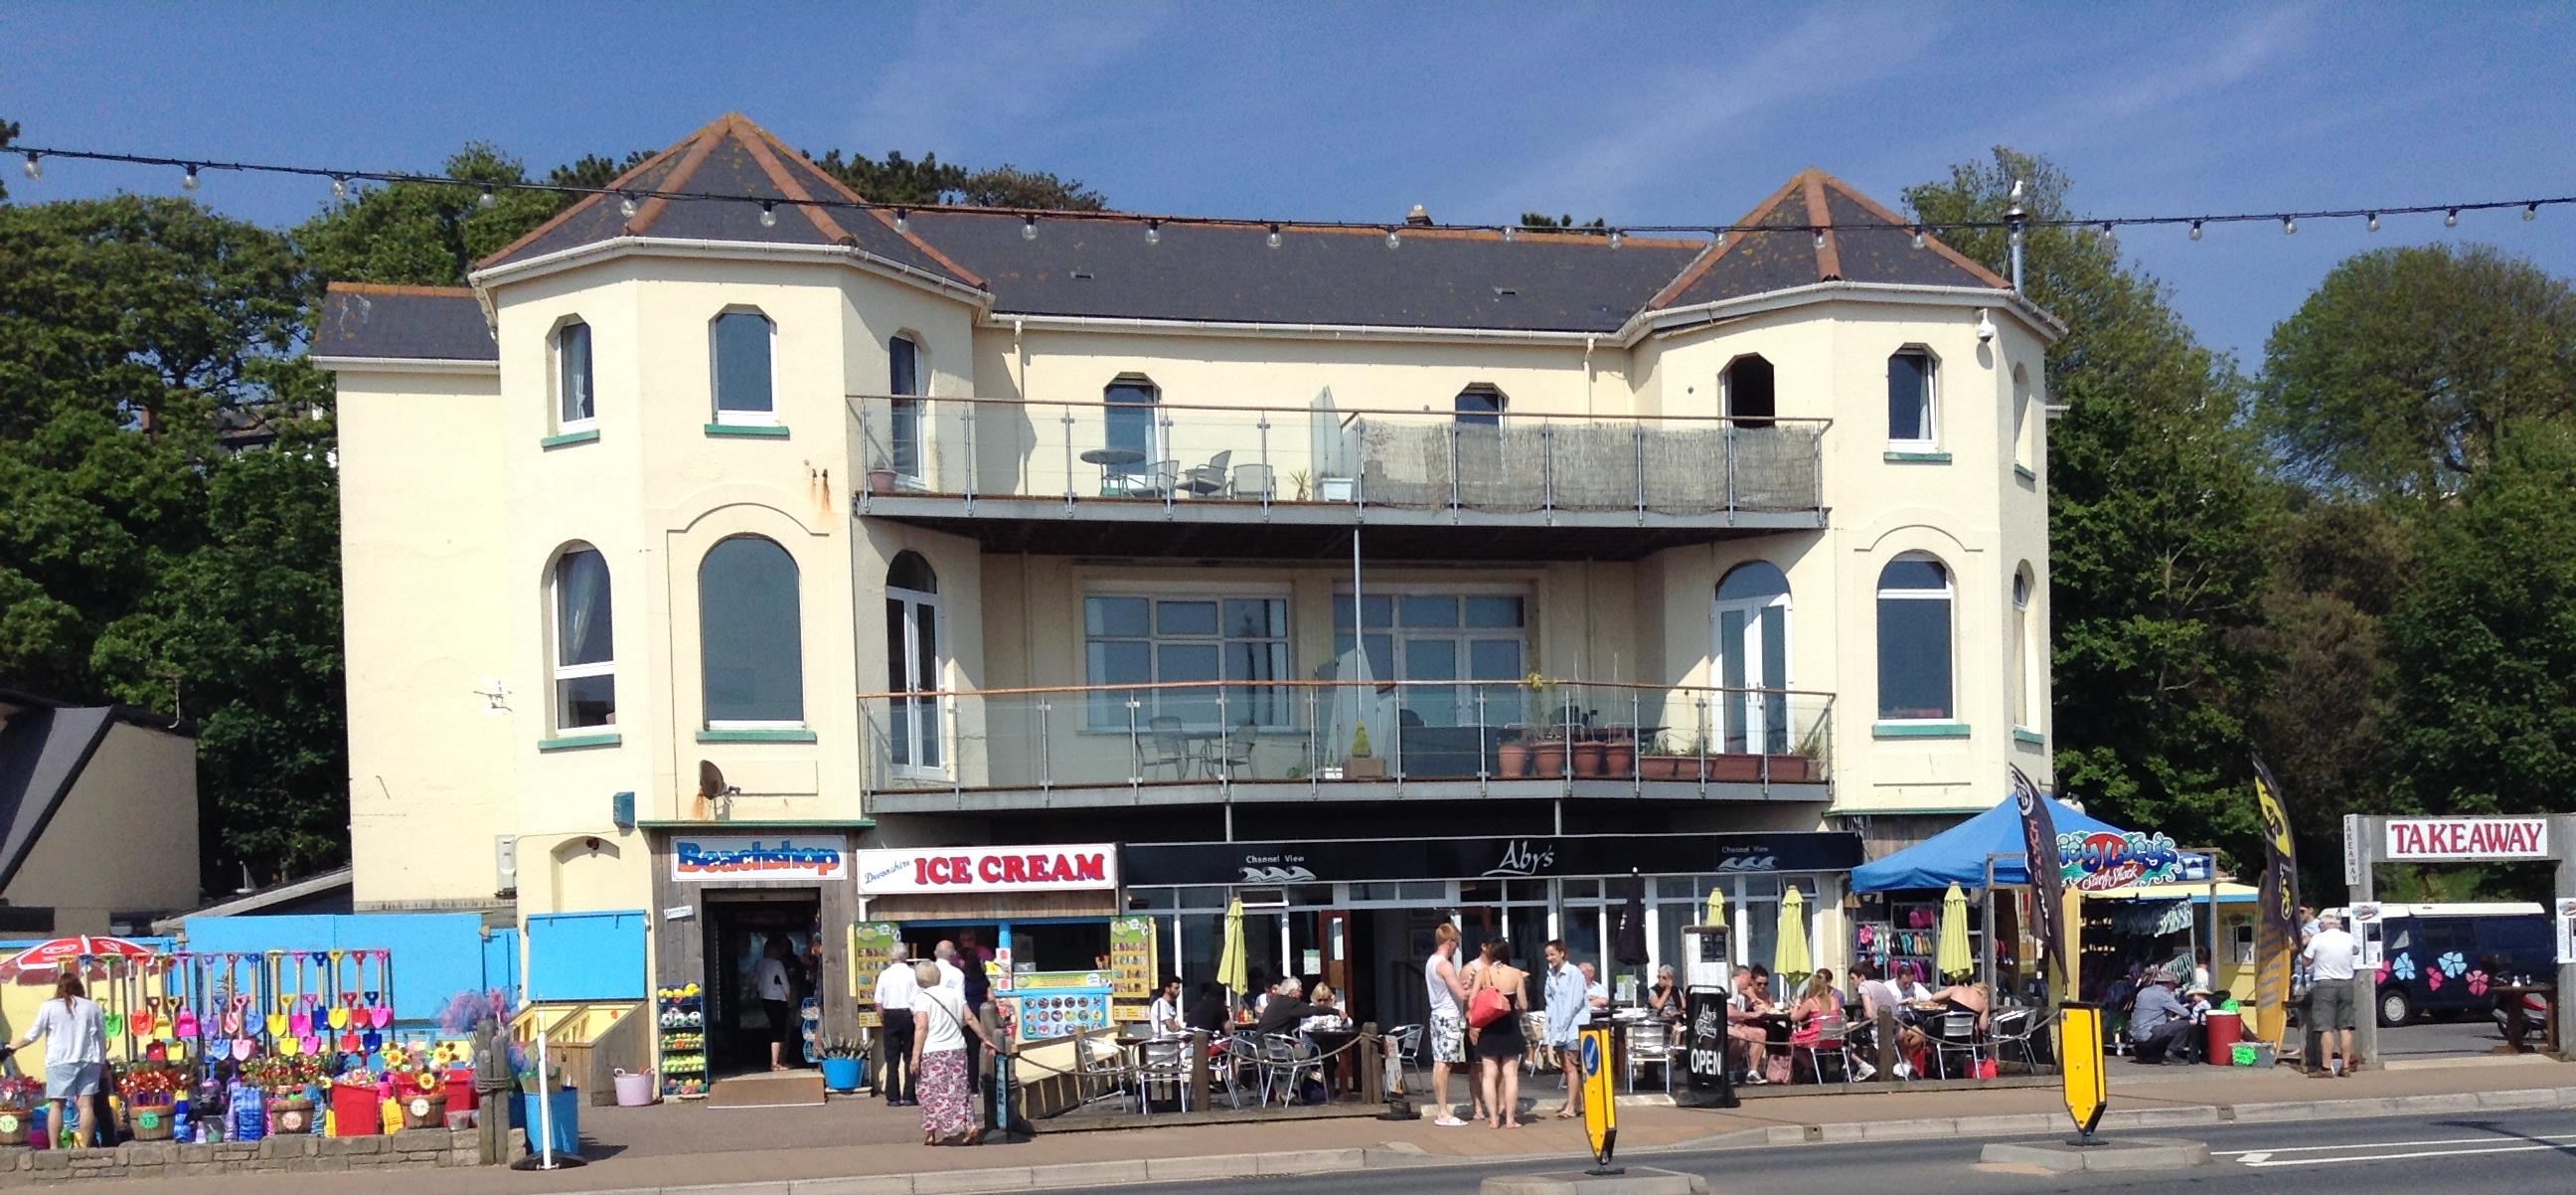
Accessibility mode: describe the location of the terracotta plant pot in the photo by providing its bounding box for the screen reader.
[1707,754,1763,782]
[1570,741,1606,776]
[867,468,898,494]
[1764,755,1814,782]
[1531,743,1567,777]
[1343,757,1387,780]
[1602,739,1636,777]
[1638,756,1692,781]
[1496,742,1531,777]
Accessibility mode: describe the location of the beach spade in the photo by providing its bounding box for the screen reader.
[174,1001,198,1041]
[266,998,289,1042]
[103,1010,124,1039]
[332,991,356,1032]
[232,1038,252,1062]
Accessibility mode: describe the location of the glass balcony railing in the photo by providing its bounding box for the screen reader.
[849,395,1825,516]
[858,679,1834,797]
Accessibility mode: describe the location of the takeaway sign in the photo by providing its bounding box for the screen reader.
[2382,817,2549,863]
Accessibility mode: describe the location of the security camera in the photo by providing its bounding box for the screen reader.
[1975,308,1998,344]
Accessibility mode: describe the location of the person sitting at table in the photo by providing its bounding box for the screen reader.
[1851,961,1927,1080]
[1892,961,1934,1003]
[1789,968,1845,1028]
[2128,966,2191,1064]
[1252,976,1334,1037]
[1149,975,1186,1037]
[1925,979,1992,1032]
[1577,961,1613,1016]
[1185,981,1230,1037]
[1646,965,1681,1023]
[1300,984,1350,1033]
[1726,964,1777,1083]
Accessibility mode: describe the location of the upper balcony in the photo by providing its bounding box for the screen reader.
[856,678,1835,814]
[847,395,1827,560]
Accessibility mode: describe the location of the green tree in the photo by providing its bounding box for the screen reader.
[2262,244,2576,499]
[1,117,18,202]
[1520,213,1606,230]
[1908,149,2276,864]
[546,149,655,193]
[809,149,1106,211]
[292,143,567,288]
[2385,424,2576,818]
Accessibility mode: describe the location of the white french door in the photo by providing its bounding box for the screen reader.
[1714,592,1790,754]
[886,585,942,776]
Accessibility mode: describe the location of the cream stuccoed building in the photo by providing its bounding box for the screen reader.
[319,114,2059,1062]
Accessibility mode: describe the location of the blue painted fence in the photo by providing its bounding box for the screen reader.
[525,911,646,1001]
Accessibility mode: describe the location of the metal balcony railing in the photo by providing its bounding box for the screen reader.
[848,395,1825,517]
[857,678,1834,799]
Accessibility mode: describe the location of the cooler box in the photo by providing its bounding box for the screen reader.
[2204,1010,2242,1066]
[443,1071,477,1120]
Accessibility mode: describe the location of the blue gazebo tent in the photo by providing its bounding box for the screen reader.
[1851,795,2211,894]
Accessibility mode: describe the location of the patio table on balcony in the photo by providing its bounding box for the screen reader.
[1079,447,1147,494]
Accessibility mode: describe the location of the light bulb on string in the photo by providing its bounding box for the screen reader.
[479,184,499,211]
[22,152,41,181]
[1712,231,1726,249]
[330,175,349,200]
[1607,229,1623,249]
[892,207,908,234]
[2188,220,2203,242]
[1911,228,1925,250]
[1812,229,1827,250]
[1502,225,1517,243]
[2099,221,2114,238]
[2366,213,2380,233]
[2282,217,2297,236]
[1265,223,1280,249]
[618,193,638,219]
[181,164,200,191]
[2525,203,2538,222]
[1385,228,1400,249]
[1146,220,1163,246]
[2445,209,2460,228]
[758,201,777,228]
[1022,216,1038,241]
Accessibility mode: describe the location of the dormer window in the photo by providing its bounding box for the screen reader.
[1454,385,1506,427]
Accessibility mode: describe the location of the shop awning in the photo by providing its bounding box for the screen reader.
[1851,795,2212,894]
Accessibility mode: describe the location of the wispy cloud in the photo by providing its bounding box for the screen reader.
[844,6,1176,157]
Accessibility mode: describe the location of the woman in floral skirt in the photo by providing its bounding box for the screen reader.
[909,959,1001,1145]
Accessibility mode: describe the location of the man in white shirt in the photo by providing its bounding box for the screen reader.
[932,940,966,995]
[1424,924,1473,1127]
[1577,962,1612,1015]
[1148,976,1185,1037]
[2301,913,2361,1077]
[873,954,921,1106]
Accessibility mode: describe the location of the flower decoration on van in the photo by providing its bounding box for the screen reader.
[2467,969,2490,996]
[2389,952,2418,982]
[2425,967,2443,992]
[2437,950,2468,978]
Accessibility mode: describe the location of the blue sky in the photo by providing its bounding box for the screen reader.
[7,2,2571,364]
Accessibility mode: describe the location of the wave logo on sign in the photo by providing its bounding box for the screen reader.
[1715,856,1778,873]
[2057,830,2183,892]
[1238,865,1318,883]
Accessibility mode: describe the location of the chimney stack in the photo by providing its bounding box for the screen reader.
[1404,204,1434,227]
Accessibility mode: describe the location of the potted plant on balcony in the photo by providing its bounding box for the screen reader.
[1570,711,1608,777]
[1343,722,1386,780]
[1523,673,1567,777]
[1637,734,1692,781]
[1496,731,1531,777]
[1601,726,1637,778]
[867,466,900,494]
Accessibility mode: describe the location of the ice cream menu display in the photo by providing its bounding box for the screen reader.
[1000,969,1112,1040]
[849,922,902,1027]
[1109,916,1156,1022]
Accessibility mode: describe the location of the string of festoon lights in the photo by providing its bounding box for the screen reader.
[12,140,2573,247]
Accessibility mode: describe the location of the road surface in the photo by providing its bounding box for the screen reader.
[1045,1106,2576,1194]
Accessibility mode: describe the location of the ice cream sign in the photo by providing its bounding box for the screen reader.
[2058,829,2186,893]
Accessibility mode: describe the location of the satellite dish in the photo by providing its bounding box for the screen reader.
[696,761,724,820]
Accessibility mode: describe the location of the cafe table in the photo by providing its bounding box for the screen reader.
[1303,1026,1363,1099]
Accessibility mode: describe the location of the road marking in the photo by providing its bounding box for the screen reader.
[2235,1152,2270,1163]
[2212,1132,2576,1157]
[2242,1143,2576,1167]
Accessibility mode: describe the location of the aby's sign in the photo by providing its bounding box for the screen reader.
[672,835,848,882]
[857,844,1119,894]
[2382,817,2549,862]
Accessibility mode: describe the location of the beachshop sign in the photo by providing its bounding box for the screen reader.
[856,845,1119,895]
[672,835,848,882]
[2383,817,2550,862]
[2057,829,2188,893]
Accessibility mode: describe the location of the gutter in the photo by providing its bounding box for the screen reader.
[1618,281,2070,347]
[466,237,997,309]
[311,355,501,375]
[991,311,1607,348]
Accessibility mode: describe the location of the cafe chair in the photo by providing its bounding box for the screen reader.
[1205,729,1256,781]
[1255,1033,1324,1107]
[1792,1014,1852,1085]
[1074,1031,1130,1106]
[1383,1024,1423,1095]
[1141,716,1197,780]
[1212,1030,1260,1109]
[1182,449,1232,497]
[1625,1021,1675,1093]
[1230,462,1275,500]
[1930,1011,1983,1080]
[1988,1008,2049,1074]
[1133,1038,1193,1114]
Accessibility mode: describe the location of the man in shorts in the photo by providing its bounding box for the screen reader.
[1424,923,1472,1125]
[2302,912,2361,1076]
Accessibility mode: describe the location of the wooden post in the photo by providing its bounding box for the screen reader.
[1190,1030,1211,1111]
[1874,1006,1898,1080]
[1360,1022,1383,1104]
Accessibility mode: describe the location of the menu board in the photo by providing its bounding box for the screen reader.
[851,922,903,1006]
[1110,916,1156,1021]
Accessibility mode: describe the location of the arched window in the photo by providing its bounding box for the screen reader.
[1103,375,1163,493]
[1876,553,1953,721]
[555,320,594,428]
[700,536,803,725]
[886,551,942,774]
[552,545,614,730]
[1722,355,1775,427]
[712,309,776,425]
[1454,385,1506,427]
[1714,562,1791,753]
[2012,566,2035,729]
[889,334,923,480]
[1888,348,1936,448]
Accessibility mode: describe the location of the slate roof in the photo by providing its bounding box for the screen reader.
[324,118,2023,363]
[315,284,494,362]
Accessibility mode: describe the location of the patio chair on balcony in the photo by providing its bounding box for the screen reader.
[1107,459,1179,497]
[1182,450,1232,497]
[1142,716,1196,780]
[1205,729,1255,781]
[1230,462,1275,500]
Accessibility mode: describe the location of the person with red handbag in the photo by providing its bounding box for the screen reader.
[1465,940,1529,1129]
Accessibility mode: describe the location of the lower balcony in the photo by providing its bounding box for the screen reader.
[857,680,1834,813]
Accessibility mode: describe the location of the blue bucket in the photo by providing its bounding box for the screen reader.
[821,1057,866,1093]
[513,1089,579,1157]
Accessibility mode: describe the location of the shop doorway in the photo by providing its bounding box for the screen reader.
[704,890,821,1077]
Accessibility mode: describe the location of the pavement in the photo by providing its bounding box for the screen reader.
[56,1052,2575,1193]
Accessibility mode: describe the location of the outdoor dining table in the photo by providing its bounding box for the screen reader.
[1304,1026,1363,1099]
[1080,447,1147,493]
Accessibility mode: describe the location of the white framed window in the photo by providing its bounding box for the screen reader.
[1714,562,1791,753]
[552,544,614,730]
[886,551,942,776]
[1101,375,1165,491]
[554,319,594,430]
[1875,552,1954,722]
[2012,566,2036,730]
[1333,588,1529,728]
[711,309,776,426]
[1454,385,1506,427]
[700,535,804,727]
[888,333,923,482]
[1887,348,1937,448]
[1084,589,1290,730]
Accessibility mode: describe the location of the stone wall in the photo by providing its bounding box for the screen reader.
[0,1127,524,1186]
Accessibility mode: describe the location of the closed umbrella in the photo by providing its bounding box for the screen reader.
[1215,898,1248,998]
[1936,883,1974,981]
[1773,885,1811,978]
[1702,885,1727,929]
[1614,873,1650,967]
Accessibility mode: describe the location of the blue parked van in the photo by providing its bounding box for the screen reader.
[2328,903,2552,1027]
